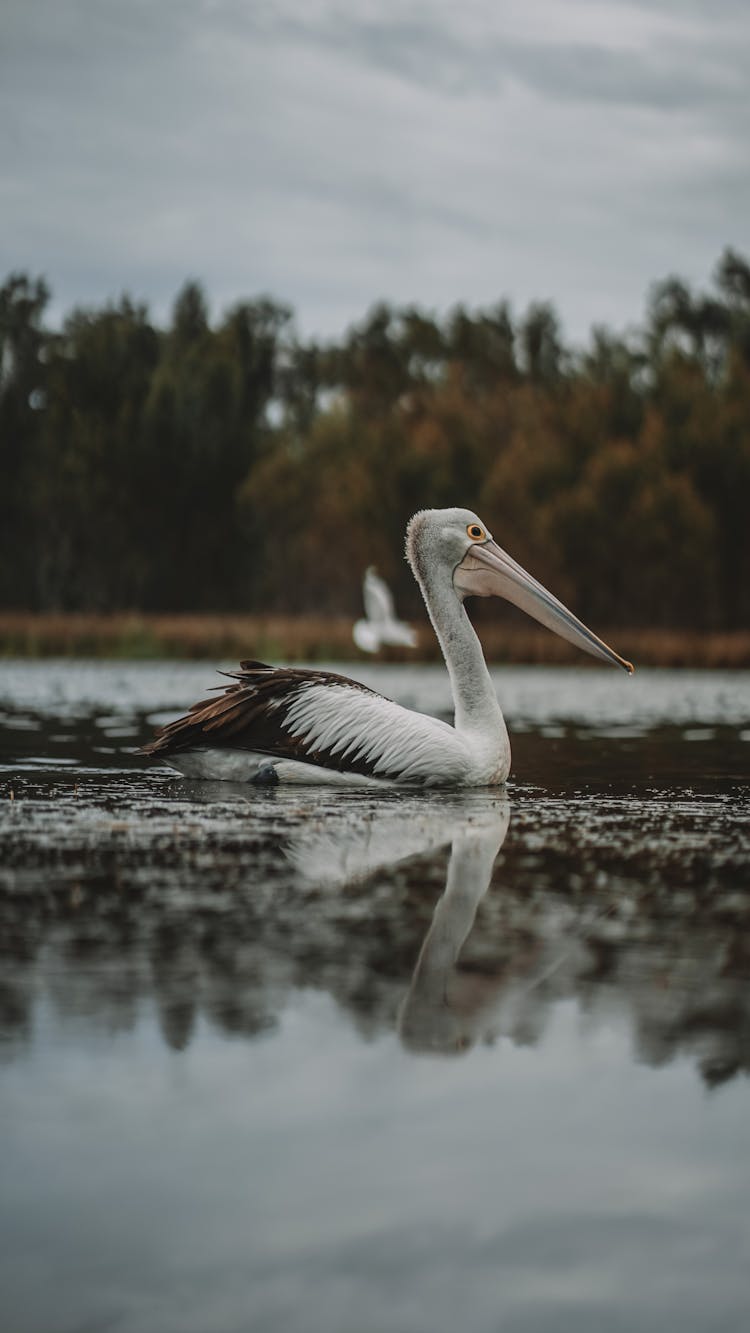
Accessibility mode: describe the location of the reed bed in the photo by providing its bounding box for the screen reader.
[0,613,749,668]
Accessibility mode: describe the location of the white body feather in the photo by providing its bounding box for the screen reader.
[168,679,510,787]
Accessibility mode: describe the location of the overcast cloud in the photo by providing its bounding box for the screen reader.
[1,0,748,340]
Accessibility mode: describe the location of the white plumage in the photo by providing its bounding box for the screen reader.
[283,683,477,784]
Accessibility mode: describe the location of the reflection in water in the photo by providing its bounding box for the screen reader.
[1,778,749,1087]
[398,802,750,1079]
[399,801,511,1054]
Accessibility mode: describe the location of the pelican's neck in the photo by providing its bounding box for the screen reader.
[417,565,502,733]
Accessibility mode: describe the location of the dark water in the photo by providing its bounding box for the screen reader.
[1,661,749,1333]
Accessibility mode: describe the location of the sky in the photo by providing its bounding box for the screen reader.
[2,0,749,342]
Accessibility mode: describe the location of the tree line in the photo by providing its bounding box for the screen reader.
[1,250,749,630]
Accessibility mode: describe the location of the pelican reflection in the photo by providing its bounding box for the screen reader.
[271,789,516,1054]
[398,802,511,1054]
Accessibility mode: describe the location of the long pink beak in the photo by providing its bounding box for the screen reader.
[455,539,634,673]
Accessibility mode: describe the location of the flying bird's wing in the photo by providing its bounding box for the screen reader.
[363,570,396,625]
[141,661,469,785]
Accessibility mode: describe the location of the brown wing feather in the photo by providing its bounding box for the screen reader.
[139,660,383,776]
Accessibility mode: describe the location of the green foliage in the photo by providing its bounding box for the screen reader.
[1,252,749,629]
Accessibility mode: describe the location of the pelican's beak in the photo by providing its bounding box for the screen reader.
[455,539,634,673]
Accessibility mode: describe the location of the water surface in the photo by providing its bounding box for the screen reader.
[1,661,749,1333]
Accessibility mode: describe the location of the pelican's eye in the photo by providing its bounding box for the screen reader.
[466,523,485,541]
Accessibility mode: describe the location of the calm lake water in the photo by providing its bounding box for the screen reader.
[1,660,749,1333]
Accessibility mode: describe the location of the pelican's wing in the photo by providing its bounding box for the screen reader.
[363,570,396,625]
[141,660,469,785]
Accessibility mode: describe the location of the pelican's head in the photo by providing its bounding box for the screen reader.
[406,507,633,673]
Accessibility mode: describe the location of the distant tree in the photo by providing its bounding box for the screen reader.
[518,302,563,385]
[31,296,160,607]
[0,274,50,605]
[1,253,749,630]
[445,301,517,393]
[714,247,750,367]
[331,303,412,413]
[171,280,209,349]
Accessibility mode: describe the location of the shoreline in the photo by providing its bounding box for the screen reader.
[0,613,748,668]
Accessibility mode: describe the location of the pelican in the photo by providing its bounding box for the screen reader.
[352,565,417,652]
[141,507,633,786]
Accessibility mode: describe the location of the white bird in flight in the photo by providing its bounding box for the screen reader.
[352,565,417,653]
[142,507,632,786]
